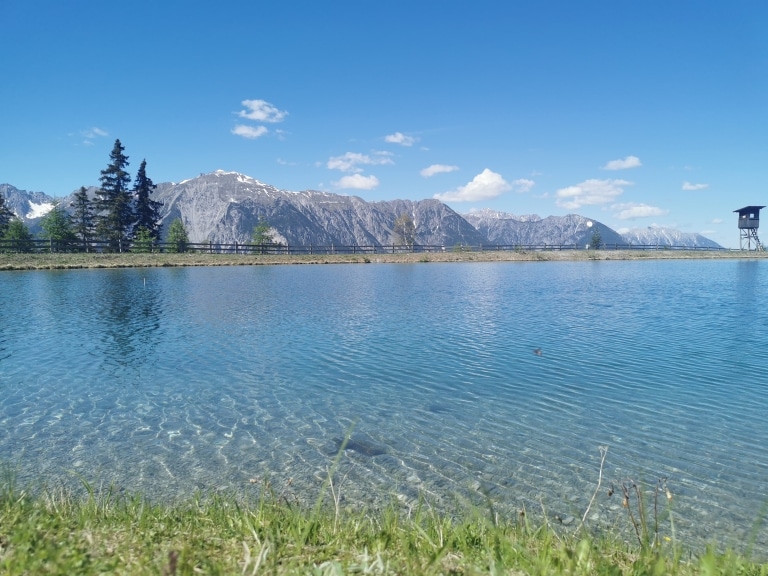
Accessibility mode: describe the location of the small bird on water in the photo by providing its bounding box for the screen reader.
[533,348,543,356]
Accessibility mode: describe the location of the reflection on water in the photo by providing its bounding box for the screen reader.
[89,270,165,378]
[0,261,767,555]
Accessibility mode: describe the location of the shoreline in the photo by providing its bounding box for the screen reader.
[2,479,762,574]
[1,249,767,270]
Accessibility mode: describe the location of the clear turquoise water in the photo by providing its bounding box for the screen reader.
[1,260,767,553]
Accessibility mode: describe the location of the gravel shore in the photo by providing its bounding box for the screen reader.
[1,249,766,270]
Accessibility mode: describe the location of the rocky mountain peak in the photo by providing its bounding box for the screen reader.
[2,175,723,249]
[0,183,55,221]
[621,225,721,248]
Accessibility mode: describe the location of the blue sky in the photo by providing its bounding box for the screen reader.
[1,0,766,247]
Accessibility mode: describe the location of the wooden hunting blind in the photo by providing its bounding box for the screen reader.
[734,206,765,251]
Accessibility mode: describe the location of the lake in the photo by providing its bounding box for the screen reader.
[1,260,766,554]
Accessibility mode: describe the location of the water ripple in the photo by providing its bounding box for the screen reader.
[1,261,768,555]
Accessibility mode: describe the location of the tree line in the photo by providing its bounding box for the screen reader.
[0,138,416,253]
[0,139,190,253]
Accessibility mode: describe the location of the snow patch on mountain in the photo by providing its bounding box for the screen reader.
[25,201,54,219]
[464,208,542,223]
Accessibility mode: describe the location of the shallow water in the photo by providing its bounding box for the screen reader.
[1,260,766,554]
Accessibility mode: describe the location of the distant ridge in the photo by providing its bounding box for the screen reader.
[621,226,722,249]
[1,173,723,248]
[461,209,626,247]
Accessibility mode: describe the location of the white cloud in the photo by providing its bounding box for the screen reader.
[555,179,631,210]
[385,132,418,146]
[511,178,535,193]
[682,181,709,191]
[238,99,287,123]
[420,164,459,178]
[610,202,669,220]
[602,155,642,170]
[712,218,723,224]
[232,125,268,139]
[82,127,108,139]
[334,174,380,190]
[433,169,512,202]
[79,126,109,145]
[327,151,393,173]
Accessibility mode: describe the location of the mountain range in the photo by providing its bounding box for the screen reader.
[1,172,723,249]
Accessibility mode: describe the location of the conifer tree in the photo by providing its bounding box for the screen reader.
[131,159,163,243]
[39,201,76,251]
[590,227,603,250]
[70,186,96,251]
[2,219,34,253]
[0,192,13,235]
[96,139,133,251]
[166,218,189,253]
[252,217,274,245]
[132,227,155,253]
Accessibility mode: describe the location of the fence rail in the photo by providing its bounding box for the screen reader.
[0,237,733,255]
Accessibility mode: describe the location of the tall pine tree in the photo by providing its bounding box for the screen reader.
[131,159,163,244]
[70,186,96,251]
[0,191,14,235]
[96,139,133,252]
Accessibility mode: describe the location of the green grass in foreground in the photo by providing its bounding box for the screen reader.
[1,472,766,575]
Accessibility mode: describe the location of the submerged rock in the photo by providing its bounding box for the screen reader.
[333,434,388,457]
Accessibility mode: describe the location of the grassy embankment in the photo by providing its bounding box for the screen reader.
[1,468,766,575]
[1,249,767,270]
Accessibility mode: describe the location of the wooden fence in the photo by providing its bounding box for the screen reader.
[0,237,732,255]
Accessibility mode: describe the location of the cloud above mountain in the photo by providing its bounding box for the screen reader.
[333,174,380,190]
[238,99,288,123]
[232,99,287,139]
[327,151,393,173]
[434,169,512,202]
[511,179,535,193]
[611,202,669,220]
[602,155,642,170]
[231,125,268,139]
[384,132,418,146]
[556,179,631,210]
[420,164,459,178]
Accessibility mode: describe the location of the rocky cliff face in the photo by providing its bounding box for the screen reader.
[2,173,723,248]
[153,171,484,247]
[621,226,722,248]
[0,184,54,233]
[461,209,626,247]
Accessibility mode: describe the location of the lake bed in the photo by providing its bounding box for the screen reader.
[1,260,766,554]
